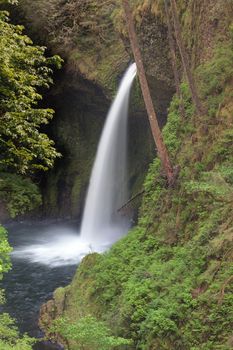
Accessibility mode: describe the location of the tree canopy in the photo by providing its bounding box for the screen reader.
[0,2,63,217]
[0,7,62,175]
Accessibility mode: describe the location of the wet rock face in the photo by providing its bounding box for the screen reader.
[39,287,67,348]
[138,12,174,88]
[16,0,175,94]
[164,0,233,69]
[16,0,130,94]
[34,342,64,350]
[39,300,57,334]
[41,72,108,219]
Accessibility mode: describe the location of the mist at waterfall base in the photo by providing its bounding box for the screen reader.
[12,63,137,268]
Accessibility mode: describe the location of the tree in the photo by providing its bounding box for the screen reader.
[0,9,62,175]
[170,0,203,115]
[0,4,63,217]
[164,0,185,119]
[122,0,174,185]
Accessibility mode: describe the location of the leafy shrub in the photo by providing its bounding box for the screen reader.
[51,316,132,350]
[184,171,233,203]
[0,7,62,174]
[0,313,35,350]
[0,173,41,217]
[0,2,63,217]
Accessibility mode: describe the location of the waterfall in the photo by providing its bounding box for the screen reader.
[12,63,137,267]
[80,63,137,245]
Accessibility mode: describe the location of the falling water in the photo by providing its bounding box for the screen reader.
[12,63,137,267]
[80,63,137,244]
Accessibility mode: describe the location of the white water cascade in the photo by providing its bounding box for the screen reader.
[12,63,137,267]
[80,62,137,244]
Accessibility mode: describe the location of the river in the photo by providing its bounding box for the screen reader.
[1,221,81,350]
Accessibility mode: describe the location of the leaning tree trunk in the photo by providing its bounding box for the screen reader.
[170,0,203,115]
[122,0,174,185]
[164,0,185,119]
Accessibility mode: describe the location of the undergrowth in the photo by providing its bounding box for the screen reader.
[0,173,41,218]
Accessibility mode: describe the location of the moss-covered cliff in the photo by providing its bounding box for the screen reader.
[17,0,175,94]
[37,1,233,349]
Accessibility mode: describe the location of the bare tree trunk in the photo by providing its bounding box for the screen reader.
[122,0,174,185]
[170,0,203,115]
[164,0,185,119]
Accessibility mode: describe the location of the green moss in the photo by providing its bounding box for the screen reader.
[196,42,233,117]
[69,40,128,96]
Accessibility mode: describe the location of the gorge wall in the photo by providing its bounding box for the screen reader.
[14,0,176,219]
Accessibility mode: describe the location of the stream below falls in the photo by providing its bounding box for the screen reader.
[1,220,82,350]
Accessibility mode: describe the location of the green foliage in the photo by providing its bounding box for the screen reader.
[0,225,34,349]
[0,5,63,217]
[211,128,233,162]
[163,95,183,157]
[51,316,132,350]
[87,229,209,348]
[0,225,11,340]
[63,179,232,349]
[0,313,35,350]
[162,82,195,160]
[0,9,62,175]
[196,42,233,117]
[0,225,11,278]
[180,82,195,119]
[184,171,233,203]
[0,173,42,217]
[217,163,233,185]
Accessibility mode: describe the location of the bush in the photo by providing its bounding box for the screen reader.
[0,173,41,217]
[0,6,62,174]
[51,316,132,350]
